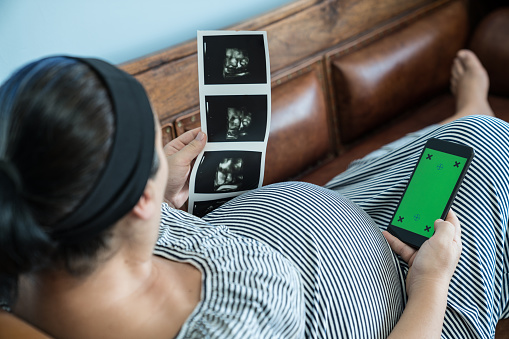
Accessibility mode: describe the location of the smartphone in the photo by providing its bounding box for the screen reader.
[388,138,474,248]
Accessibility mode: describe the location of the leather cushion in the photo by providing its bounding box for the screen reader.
[299,93,456,185]
[331,1,468,143]
[264,66,333,184]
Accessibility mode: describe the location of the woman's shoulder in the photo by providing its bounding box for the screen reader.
[155,203,305,338]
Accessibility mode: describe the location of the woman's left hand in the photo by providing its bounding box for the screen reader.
[383,209,462,298]
[163,128,206,209]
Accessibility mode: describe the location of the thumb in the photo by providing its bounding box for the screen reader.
[172,131,206,165]
[432,218,455,244]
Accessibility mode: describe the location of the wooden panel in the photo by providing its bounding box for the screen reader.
[120,0,320,75]
[123,0,439,76]
[134,54,198,122]
[126,0,450,122]
[264,0,437,72]
[174,110,200,136]
[161,122,175,146]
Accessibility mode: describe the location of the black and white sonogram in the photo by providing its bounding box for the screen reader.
[193,197,235,218]
[206,95,267,142]
[203,34,267,85]
[190,31,270,216]
[194,151,262,193]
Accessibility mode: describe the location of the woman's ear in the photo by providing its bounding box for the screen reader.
[131,181,157,221]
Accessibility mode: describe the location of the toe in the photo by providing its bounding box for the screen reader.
[458,49,486,73]
[451,58,464,79]
[450,77,457,93]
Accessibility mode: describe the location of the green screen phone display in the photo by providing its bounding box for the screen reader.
[391,148,466,238]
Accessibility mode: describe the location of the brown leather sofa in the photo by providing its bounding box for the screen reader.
[2,0,509,337]
[299,4,509,186]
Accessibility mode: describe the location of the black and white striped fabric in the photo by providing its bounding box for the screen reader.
[204,183,406,338]
[156,115,508,338]
[155,204,306,338]
[324,115,509,338]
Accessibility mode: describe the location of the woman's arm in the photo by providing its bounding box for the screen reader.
[387,279,449,338]
[384,210,462,338]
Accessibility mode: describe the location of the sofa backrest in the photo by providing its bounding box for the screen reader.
[327,1,468,144]
[123,0,468,184]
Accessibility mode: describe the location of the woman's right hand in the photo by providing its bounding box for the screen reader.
[383,209,462,297]
[163,128,207,209]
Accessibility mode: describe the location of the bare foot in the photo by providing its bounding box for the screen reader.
[441,49,494,124]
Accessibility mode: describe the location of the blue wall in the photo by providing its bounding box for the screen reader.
[0,0,295,83]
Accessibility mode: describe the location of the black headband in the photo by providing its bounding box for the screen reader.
[49,57,155,243]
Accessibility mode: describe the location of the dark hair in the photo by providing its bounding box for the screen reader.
[0,57,158,307]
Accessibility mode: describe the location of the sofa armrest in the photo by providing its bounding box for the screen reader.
[0,311,51,339]
[469,8,509,96]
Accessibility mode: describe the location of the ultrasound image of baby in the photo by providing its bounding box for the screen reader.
[226,107,251,140]
[214,157,244,192]
[205,95,267,143]
[202,34,267,85]
[223,48,250,79]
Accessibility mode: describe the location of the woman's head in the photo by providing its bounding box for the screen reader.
[0,56,159,305]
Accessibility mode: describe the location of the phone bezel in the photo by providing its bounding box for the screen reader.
[387,138,474,248]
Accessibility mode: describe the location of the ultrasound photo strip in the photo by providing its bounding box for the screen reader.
[188,31,271,216]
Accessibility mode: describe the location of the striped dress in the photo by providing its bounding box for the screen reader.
[157,115,508,338]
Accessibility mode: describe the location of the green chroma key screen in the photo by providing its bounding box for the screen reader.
[391,148,466,238]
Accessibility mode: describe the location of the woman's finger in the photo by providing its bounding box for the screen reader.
[164,128,202,154]
[383,231,417,265]
[170,131,206,165]
[445,209,462,244]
